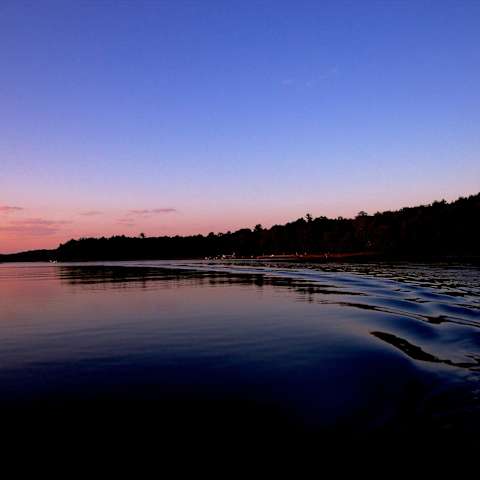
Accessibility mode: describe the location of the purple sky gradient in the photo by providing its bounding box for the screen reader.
[1,1,479,253]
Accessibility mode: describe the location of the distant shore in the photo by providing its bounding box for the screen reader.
[1,193,479,264]
[1,251,479,265]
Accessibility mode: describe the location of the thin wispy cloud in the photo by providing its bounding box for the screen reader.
[117,219,136,227]
[0,205,23,214]
[282,66,339,88]
[10,218,71,226]
[152,208,176,213]
[80,210,103,216]
[117,208,175,227]
[129,209,150,215]
[128,208,177,216]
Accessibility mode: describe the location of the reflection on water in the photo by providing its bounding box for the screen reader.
[0,261,479,438]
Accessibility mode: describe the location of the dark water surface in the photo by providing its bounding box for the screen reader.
[1,261,479,439]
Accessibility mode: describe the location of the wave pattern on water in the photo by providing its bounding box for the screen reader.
[124,260,480,356]
[0,260,479,437]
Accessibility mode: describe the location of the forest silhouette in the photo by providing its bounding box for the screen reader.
[1,193,479,262]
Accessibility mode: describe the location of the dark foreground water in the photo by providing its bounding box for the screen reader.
[0,261,479,441]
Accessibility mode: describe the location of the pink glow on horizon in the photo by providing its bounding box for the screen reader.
[1,187,475,254]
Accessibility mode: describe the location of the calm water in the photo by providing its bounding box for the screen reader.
[1,261,479,438]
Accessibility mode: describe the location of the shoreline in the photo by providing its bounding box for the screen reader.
[1,253,480,266]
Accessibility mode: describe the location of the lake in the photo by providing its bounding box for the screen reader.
[1,260,479,440]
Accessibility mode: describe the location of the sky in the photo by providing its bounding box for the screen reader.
[1,0,479,253]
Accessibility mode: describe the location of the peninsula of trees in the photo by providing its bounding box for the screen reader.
[1,193,479,263]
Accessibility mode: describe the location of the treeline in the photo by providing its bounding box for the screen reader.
[0,249,53,263]
[1,193,479,262]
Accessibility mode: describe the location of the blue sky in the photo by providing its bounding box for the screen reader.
[1,0,479,251]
